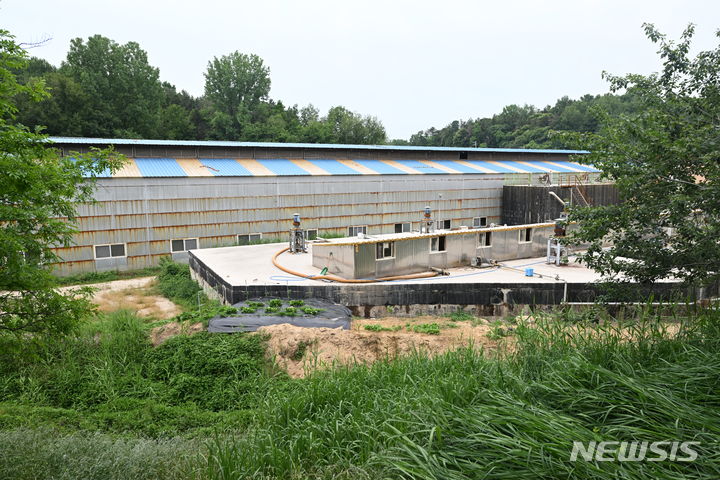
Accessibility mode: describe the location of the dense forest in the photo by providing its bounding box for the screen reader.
[404,93,640,149]
[14,34,640,147]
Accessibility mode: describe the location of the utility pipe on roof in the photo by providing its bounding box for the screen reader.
[272,247,439,283]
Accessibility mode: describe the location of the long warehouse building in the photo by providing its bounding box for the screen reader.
[49,137,604,275]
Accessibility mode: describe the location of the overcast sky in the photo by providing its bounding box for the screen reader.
[3,0,720,139]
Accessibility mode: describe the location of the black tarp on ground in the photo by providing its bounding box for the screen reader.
[208,297,352,333]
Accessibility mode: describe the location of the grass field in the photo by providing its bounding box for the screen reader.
[2,261,718,479]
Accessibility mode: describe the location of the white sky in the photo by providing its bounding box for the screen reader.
[3,0,720,139]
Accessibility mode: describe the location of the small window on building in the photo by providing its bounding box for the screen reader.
[376,241,395,260]
[459,152,468,160]
[394,222,411,233]
[171,238,199,252]
[439,219,451,230]
[237,233,262,246]
[473,217,488,228]
[348,225,367,237]
[519,228,533,244]
[94,243,126,259]
[430,235,447,252]
[306,229,318,240]
[478,232,492,248]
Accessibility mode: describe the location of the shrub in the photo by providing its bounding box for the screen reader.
[145,332,274,411]
[156,257,204,307]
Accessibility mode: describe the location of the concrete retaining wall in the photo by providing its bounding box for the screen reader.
[190,251,717,315]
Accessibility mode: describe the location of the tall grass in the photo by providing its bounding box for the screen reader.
[0,428,200,480]
[53,266,162,286]
[202,307,720,479]
[0,310,280,436]
[2,301,719,479]
[156,257,205,308]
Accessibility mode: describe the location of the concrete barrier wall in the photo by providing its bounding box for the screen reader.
[190,251,717,313]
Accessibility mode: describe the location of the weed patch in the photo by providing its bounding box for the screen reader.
[407,322,441,335]
[54,267,162,287]
[363,324,403,332]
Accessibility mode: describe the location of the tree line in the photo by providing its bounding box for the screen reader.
[401,93,641,149]
[13,35,387,144]
[14,34,644,147]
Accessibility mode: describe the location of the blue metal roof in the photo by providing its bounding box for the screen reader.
[393,159,447,174]
[86,156,599,178]
[48,136,589,155]
[308,159,364,175]
[256,158,310,176]
[199,158,253,176]
[134,158,186,177]
[351,159,409,174]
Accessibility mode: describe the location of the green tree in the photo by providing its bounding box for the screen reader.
[322,106,387,144]
[15,71,91,136]
[0,30,124,335]
[61,35,164,137]
[203,52,271,139]
[565,24,720,286]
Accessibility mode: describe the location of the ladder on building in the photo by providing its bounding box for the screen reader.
[561,174,592,207]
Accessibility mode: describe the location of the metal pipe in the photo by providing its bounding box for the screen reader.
[548,191,566,207]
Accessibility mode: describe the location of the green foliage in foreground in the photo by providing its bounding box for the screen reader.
[1,29,124,336]
[1,307,719,479]
[203,310,720,479]
[0,310,280,436]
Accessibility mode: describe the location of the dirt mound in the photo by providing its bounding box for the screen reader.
[150,321,205,346]
[259,316,510,378]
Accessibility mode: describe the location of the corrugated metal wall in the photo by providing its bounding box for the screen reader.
[50,141,595,275]
[52,174,510,275]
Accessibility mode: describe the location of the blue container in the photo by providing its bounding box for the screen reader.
[525,268,534,277]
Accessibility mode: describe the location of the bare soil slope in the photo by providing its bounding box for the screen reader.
[260,317,511,378]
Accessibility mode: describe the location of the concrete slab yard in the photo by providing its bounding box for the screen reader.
[189,242,606,287]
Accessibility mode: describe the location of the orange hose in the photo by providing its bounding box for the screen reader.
[272,247,439,283]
